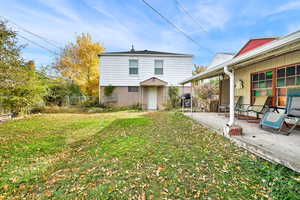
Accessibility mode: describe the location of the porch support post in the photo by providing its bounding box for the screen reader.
[191,84,193,113]
[141,86,143,110]
[224,66,235,126]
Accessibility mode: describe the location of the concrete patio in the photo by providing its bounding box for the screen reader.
[185,112,300,174]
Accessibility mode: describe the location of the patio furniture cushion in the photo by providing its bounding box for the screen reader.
[254,96,269,106]
[287,96,300,117]
[261,112,286,129]
[247,96,271,113]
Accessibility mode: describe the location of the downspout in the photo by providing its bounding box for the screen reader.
[224,65,235,126]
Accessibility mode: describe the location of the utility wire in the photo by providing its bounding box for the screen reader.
[140,0,214,54]
[174,0,208,34]
[18,34,59,55]
[1,16,63,50]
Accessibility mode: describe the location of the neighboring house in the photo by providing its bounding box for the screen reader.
[181,31,300,120]
[195,52,235,85]
[207,52,235,69]
[99,47,193,109]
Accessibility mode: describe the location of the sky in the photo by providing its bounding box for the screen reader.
[1,0,300,68]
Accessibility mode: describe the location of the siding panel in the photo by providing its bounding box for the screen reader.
[100,56,193,86]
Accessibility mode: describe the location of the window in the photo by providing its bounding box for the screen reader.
[129,59,138,75]
[276,65,300,106]
[128,86,139,92]
[154,60,163,75]
[251,70,273,101]
[251,64,300,108]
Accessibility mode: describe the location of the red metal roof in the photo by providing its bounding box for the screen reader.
[235,38,277,57]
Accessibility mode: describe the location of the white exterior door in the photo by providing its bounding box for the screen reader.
[147,87,157,110]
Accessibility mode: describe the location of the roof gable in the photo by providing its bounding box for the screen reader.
[235,38,277,57]
[140,77,168,86]
[208,53,235,68]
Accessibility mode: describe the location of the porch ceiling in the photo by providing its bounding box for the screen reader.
[140,77,168,86]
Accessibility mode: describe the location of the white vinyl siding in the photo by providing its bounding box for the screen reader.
[154,60,163,75]
[100,56,193,86]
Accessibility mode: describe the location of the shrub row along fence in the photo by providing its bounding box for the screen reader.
[0,95,99,116]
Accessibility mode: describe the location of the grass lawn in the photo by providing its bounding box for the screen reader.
[0,111,299,199]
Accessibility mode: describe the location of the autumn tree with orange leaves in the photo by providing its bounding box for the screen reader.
[55,33,105,97]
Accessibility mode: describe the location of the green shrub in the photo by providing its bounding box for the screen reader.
[0,21,47,116]
[104,85,115,96]
[168,86,179,108]
[81,99,100,108]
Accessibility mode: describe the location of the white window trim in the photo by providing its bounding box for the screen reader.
[129,59,139,75]
[154,60,163,75]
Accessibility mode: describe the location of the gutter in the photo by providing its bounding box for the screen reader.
[224,65,235,127]
[180,30,300,84]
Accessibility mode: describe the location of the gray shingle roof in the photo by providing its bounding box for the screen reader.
[99,50,193,56]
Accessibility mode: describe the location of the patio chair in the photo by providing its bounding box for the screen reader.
[237,96,272,122]
[260,89,300,135]
[218,96,242,113]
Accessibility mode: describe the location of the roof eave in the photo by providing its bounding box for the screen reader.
[98,53,194,57]
[180,30,300,84]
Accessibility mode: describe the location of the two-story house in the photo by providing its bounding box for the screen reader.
[99,47,193,110]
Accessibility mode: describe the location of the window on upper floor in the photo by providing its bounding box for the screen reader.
[129,59,138,75]
[154,60,163,75]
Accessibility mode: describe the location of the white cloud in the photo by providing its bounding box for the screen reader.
[36,0,82,22]
[193,2,230,30]
[174,0,230,34]
[1,0,198,66]
[265,0,300,16]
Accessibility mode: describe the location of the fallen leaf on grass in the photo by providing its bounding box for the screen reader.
[156,167,164,176]
[2,184,9,191]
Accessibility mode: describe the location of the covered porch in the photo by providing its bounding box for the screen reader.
[185,112,300,173]
[140,77,168,110]
[180,31,300,173]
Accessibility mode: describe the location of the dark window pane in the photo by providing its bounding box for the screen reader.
[277,88,286,96]
[254,90,260,96]
[297,65,300,75]
[129,60,138,67]
[259,73,266,80]
[277,78,285,87]
[277,68,285,78]
[252,74,259,81]
[278,96,286,107]
[286,77,295,86]
[155,60,163,68]
[253,82,258,89]
[266,80,272,88]
[297,76,300,85]
[286,66,296,76]
[129,68,138,74]
[259,81,266,88]
[260,89,267,96]
[266,71,273,79]
[267,89,273,96]
[128,86,139,92]
[155,68,163,75]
